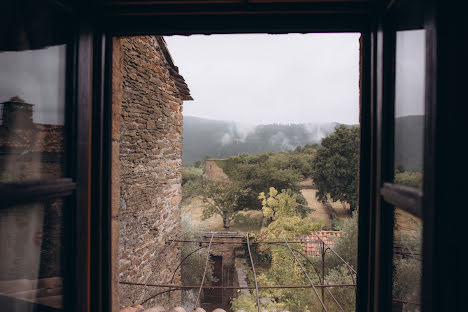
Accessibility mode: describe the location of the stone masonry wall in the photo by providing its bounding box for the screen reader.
[117,36,185,309]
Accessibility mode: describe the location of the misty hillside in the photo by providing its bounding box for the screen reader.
[182,116,339,163]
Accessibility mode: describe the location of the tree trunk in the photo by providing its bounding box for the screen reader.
[223,215,231,228]
[261,215,268,227]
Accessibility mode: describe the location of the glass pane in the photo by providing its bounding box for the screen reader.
[0,198,65,310]
[394,30,425,189]
[0,45,67,182]
[392,207,422,311]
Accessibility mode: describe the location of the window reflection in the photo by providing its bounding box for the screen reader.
[0,198,64,310]
[392,208,422,311]
[394,30,425,189]
[0,45,66,182]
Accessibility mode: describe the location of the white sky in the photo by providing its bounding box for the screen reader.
[165,33,361,125]
[395,30,426,118]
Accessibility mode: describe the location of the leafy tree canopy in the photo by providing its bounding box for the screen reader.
[216,152,313,213]
[311,125,359,212]
[200,180,248,228]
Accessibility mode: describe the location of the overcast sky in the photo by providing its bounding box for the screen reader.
[395,29,426,118]
[165,33,361,125]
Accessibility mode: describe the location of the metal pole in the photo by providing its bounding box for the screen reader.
[141,289,177,305]
[246,234,261,312]
[313,232,357,275]
[194,232,215,311]
[270,242,345,312]
[321,239,326,312]
[136,230,189,305]
[167,239,310,244]
[281,233,328,312]
[313,232,357,289]
[120,281,356,289]
[277,243,344,312]
[169,245,207,301]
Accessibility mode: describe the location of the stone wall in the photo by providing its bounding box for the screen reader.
[113,36,191,310]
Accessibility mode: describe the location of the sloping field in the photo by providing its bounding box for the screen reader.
[301,188,351,229]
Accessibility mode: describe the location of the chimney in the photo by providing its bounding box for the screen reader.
[1,96,34,129]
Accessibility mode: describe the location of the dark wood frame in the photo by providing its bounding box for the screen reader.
[4,0,466,311]
[365,0,437,311]
[0,7,105,312]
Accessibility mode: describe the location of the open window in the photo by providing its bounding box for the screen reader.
[2,1,465,312]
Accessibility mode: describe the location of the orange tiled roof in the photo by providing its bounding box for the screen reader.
[300,230,341,257]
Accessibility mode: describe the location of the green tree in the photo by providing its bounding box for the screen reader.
[231,188,321,312]
[218,153,309,214]
[181,167,203,203]
[259,187,317,234]
[200,179,247,228]
[325,211,358,271]
[311,125,359,212]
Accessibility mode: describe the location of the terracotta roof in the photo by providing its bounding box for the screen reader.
[300,230,341,257]
[155,37,193,101]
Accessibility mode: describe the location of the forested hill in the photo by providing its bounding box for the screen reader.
[394,115,424,171]
[182,116,340,163]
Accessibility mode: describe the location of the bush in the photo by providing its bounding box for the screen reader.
[181,167,203,203]
[182,166,203,185]
[325,211,358,272]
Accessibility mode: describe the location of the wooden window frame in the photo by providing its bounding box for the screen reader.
[6,1,465,312]
[92,1,468,311]
[0,11,112,312]
[102,8,374,312]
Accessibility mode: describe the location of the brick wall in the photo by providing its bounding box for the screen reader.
[113,36,190,310]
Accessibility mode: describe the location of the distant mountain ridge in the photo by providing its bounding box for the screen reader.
[182,116,341,163]
[182,115,424,170]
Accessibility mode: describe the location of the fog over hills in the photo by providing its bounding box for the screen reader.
[183,115,424,170]
[182,116,340,163]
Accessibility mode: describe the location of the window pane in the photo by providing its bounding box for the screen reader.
[0,198,65,310]
[0,45,67,182]
[392,207,422,311]
[394,30,425,189]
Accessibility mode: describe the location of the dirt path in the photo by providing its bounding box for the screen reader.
[301,189,333,228]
